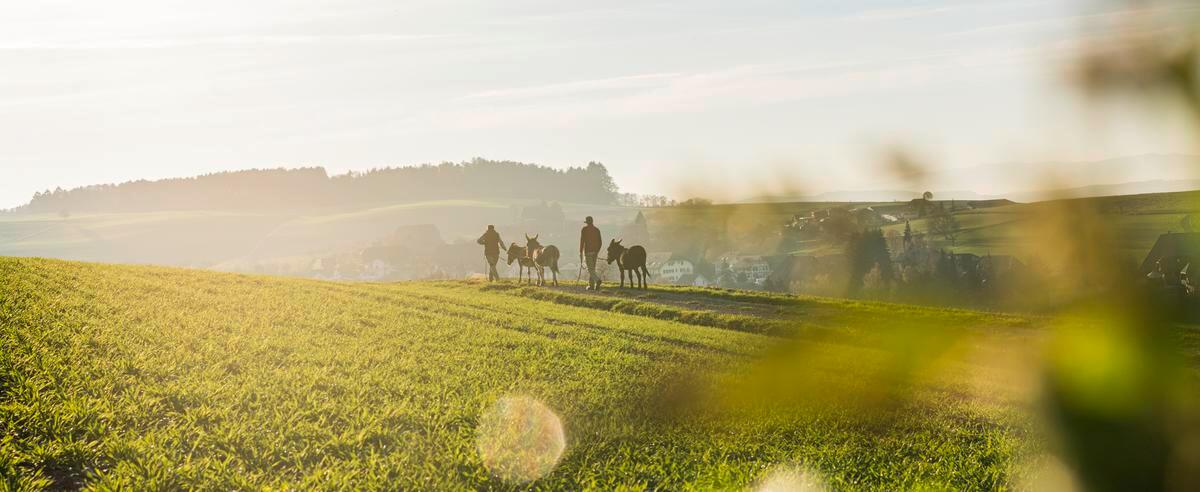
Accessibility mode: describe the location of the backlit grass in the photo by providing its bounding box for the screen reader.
[2,257,1055,489]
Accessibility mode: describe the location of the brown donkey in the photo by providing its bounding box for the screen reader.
[605,239,650,289]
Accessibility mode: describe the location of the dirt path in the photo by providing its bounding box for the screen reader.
[551,284,790,319]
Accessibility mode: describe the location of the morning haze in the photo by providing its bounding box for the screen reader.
[2,0,1197,209]
[4,1,1200,490]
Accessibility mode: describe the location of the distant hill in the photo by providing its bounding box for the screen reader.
[1004,179,1200,202]
[741,154,1200,204]
[740,189,995,203]
[8,159,620,214]
[743,179,1200,204]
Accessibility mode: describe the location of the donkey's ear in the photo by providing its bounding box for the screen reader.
[533,234,538,240]
[525,233,531,240]
[617,238,623,244]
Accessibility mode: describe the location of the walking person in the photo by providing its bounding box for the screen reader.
[580,216,603,290]
[477,225,505,281]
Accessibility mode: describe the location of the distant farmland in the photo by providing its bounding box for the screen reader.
[884,190,1200,262]
[0,257,1067,490]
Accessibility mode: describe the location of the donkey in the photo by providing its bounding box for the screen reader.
[525,234,561,286]
[606,239,650,289]
[506,243,539,284]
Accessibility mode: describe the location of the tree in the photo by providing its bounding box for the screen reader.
[930,211,961,244]
[923,191,934,201]
[845,229,893,296]
[678,198,713,207]
[585,161,619,204]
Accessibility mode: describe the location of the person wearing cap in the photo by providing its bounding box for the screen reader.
[477,225,505,281]
[580,216,603,290]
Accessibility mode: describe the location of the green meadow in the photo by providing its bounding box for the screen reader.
[886,190,1200,261]
[0,257,1070,490]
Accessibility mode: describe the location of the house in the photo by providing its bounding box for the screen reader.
[660,258,695,282]
[726,255,773,285]
[1140,232,1200,275]
[648,253,696,283]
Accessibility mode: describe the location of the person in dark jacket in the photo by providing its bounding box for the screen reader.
[580,216,603,290]
[477,225,505,281]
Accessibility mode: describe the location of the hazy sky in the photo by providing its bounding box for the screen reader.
[2,0,1199,208]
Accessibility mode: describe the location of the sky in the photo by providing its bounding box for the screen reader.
[2,0,1199,208]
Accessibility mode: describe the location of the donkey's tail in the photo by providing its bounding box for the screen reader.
[547,247,560,274]
[640,264,650,279]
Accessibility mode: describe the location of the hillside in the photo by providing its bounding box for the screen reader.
[886,189,1200,261]
[0,257,1056,489]
[0,200,634,271]
[9,160,620,215]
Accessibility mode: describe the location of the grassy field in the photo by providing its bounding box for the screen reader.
[0,257,1071,490]
[0,200,639,274]
[2,190,1194,278]
[884,190,1200,261]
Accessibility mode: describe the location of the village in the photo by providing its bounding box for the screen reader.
[293,195,1196,310]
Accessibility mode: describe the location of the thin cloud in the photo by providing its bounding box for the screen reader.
[0,33,457,51]
[436,55,1003,131]
[457,73,683,103]
[848,5,956,22]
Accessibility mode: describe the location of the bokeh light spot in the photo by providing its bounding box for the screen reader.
[1013,454,1081,492]
[476,395,566,483]
[754,465,826,492]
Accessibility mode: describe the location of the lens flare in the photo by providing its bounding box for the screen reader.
[476,395,566,483]
[754,465,827,492]
[1013,454,1081,492]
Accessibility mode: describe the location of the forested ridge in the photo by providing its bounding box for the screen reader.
[11,159,620,214]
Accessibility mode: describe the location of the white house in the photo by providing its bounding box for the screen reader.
[658,259,695,283]
[646,253,698,284]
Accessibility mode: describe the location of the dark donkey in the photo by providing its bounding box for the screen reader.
[525,234,561,286]
[506,242,539,284]
[606,239,650,289]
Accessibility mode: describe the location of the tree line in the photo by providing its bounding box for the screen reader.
[10,159,620,214]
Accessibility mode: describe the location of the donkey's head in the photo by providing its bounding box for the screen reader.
[525,233,541,254]
[506,242,526,265]
[606,239,624,264]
